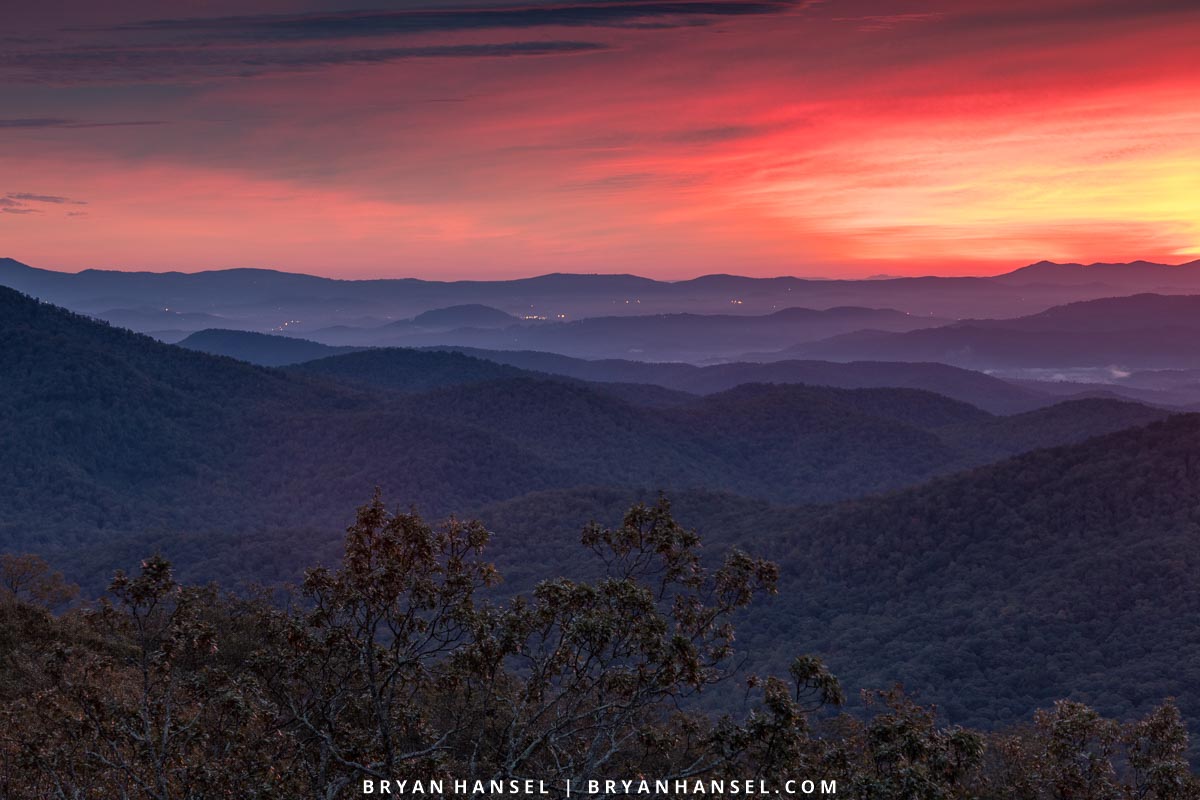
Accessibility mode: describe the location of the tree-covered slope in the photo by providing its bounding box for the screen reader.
[178,328,364,366]
[290,346,531,391]
[473,415,1200,735]
[784,414,1200,730]
[0,286,1172,583]
[67,411,1200,740]
[426,346,1050,414]
[0,288,568,547]
[10,284,1196,742]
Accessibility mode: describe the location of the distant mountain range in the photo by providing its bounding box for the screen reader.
[175,327,1049,412]
[1,285,1167,568]
[92,307,235,337]
[409,303,518,329]
[968,293,1200,331]
[5,257,1200,335]
[424,347,1057,414]
[179,329,365,366]
[765,293,1200,371]
[302,306,949,360]
[181,326,1200,412]
[992,259,1200,288]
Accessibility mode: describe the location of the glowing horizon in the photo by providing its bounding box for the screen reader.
[2,1,1198,280]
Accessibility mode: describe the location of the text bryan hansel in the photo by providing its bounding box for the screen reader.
[362,778,838,796]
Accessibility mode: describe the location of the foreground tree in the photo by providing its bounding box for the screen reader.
[0,494,1196,799]
[254,494,787,796]
[822,688,984,800]
[1,557,292,799]
[983,699,1196,800]
[255,493,499,798]
[443,497,781,783]
[0,552,78,609]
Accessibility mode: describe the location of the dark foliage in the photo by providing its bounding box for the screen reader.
[473,415,1200,744]
[0,500,1194,799]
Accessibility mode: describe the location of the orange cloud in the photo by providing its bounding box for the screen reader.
[1,0,1196,278]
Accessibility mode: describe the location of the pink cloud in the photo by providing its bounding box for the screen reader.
[1,0,1197,277]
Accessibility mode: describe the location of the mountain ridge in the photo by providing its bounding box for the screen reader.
[0,285,1169,559]
[9,257,1200,326]
[772,293,1200,371]
[469,412,1200,735]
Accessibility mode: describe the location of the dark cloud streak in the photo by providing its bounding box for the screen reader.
[2,193,88,217]
[1,40,607,83]
[4,1,804,85]
[0,117,165,128]
[833,13,944,32]
[669,124,770,144]
[112,2,800,42]
[8,192,87,205]
[939,0,1200,33]
[0,118,75,128]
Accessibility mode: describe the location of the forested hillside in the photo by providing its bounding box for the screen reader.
[5,286,1197,752]
[0,287,1171,571]
[474,415,1200,738]
[783,414,1200,732]
[422,346,1053,414]
[182,328,1178,414]
[4,501,1195,798]
[5,0,1199,789]
[178,328,364,366]
[15,424,1199,779]
[0,288,567,550]
[292,346,531,390]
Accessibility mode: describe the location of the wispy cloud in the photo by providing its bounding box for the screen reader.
[0,118,76,128]
[8,192,87,205]
[1,192,88,216]
[954,0,1200,28]
[669,124,772,144]
[0,40,608,84]
[2,0,1196,275]
[0,117,164,129]
[2,1,805,85]
[833,13,944,33]
[112,2,801,41]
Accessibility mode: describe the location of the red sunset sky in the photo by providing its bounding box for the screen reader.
[1,0,1197,279]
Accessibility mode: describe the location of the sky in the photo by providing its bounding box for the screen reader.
[1,0,1197,279]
